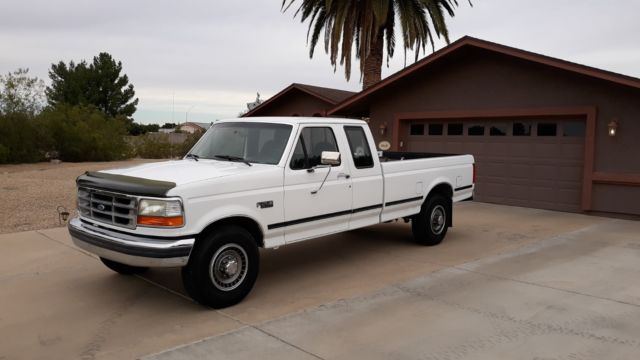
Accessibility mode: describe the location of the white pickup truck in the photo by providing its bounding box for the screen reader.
[69,117,474,308]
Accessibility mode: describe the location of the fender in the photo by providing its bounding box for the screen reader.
[190,203,285,248]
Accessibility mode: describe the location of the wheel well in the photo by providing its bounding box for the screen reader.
[198,217,264,247]
[428,183,453,199]
[426,183,454,227]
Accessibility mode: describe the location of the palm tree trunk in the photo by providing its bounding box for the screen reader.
[362,32,384,90]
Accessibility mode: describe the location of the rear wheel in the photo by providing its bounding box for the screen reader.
[100,257,148,275]
[411,194,449,246]
[182,225,259,308]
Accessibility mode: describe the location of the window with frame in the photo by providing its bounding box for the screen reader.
[410,124,424,135]
[344,126,374,169]
[562,121,585,137]
[428,123,444,135]
[537,122,557,136]
[447,123,463,135]
[289,127,340,170]
[513,122,532,136]
[490,123,508,136]
[468,125,485,136]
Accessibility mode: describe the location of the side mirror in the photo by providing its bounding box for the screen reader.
[320,151,340,166]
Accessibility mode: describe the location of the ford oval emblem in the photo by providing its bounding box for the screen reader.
[96,204,106,211]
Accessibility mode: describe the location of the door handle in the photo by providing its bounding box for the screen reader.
[337,173,351,179]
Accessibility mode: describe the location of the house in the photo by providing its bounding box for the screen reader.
[178,122,212,134]
[249,36,640,216]
[242,83,356,117]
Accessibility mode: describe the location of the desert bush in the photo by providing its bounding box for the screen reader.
[134,133,173,158]
[41,105,131,162]
[177,131,204,157]
[132,130,204,159]
[0,112,49,163]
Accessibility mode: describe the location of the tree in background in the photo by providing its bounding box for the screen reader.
[282,0,467,89]
[161,122,178,129]
[0,68,46,116]
[127,122,160,136]
[46,52,139,119]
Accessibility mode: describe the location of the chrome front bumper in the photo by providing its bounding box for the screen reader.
[68,217,194,267]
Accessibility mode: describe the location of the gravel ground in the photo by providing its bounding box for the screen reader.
[0,159,156,234]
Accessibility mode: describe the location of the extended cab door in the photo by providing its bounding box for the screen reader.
[281,125,353,243]
[343,125,384,229]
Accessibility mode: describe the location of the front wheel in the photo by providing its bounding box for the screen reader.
[181,225,259,308]
[411,194,450,246]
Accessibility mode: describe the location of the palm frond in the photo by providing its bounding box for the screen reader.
[283,0,467,84]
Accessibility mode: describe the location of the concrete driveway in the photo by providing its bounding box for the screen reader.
[1,202,639,359]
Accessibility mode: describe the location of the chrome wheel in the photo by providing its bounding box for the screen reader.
[209,243,248,291]
[430,205,446,235]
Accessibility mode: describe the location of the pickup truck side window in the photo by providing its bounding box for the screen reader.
[344,126,374,169]
[290,127,340,170]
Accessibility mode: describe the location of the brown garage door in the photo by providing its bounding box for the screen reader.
[404,118,585,212]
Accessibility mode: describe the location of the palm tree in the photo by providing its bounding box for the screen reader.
[282,0,466,89]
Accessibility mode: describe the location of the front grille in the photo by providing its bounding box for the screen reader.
[77,187,137,229]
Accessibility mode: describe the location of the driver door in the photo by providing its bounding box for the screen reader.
[282,125,353,243]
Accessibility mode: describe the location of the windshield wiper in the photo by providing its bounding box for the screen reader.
[185,153,200,161]
[214,154,252,166]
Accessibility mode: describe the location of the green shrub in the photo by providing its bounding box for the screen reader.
[41,105,131,162]
[178,131,204,157]
[134,133,173,159]
[0,112,49,163]
[132,131,204,159]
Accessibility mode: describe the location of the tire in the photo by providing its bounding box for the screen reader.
[181,225,259,309]
[100,257,148,275]
[411,194,450,246]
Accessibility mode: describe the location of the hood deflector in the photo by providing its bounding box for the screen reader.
[76,171,177,197]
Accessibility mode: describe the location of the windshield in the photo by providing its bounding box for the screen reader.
[188,122,293,165]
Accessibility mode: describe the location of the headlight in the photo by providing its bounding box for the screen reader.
[137,199,184,227]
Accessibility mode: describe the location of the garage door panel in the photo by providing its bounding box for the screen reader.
[405,117,585,213]
[560,143,584,159]
[510,143,535,157]
[533,143,560,158]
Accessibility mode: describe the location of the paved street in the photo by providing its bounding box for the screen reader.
[1,202,639,359]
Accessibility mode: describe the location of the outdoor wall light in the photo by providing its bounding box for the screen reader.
[57,206,70,225]
[379,122,388,136]
[608,119,618,137]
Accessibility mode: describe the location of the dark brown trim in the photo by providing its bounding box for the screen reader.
[392,106,597,211]
[592,172,640,187]
[328,36,640,115]
[243,83,354,117]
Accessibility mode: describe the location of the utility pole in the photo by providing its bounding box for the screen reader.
[185,105,196,122]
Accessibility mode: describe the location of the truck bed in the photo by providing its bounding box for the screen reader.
[378,151,475,222]
[379,151,458,162]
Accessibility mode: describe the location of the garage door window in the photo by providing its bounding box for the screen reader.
[490,124,508,136]
[468,125,485,136]
[537,123,557,136]
[428,123,443,135]
[562,121,585,137]
[410,124,424,135]
[448,123,463,135]
[513,122,532,136]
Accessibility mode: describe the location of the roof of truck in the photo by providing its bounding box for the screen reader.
[217,116,367,126]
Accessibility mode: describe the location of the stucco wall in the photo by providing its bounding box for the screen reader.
[359,47,640,215]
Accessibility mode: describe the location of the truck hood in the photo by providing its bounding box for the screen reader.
[101,159,260,186]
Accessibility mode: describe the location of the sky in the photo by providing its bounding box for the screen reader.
[1,0,639,124]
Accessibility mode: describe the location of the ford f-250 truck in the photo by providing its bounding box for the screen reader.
[69,117,474,308]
